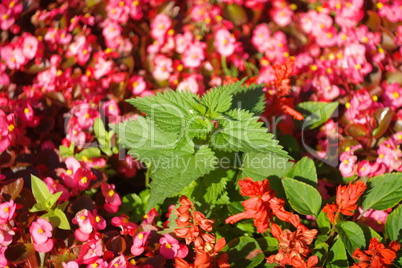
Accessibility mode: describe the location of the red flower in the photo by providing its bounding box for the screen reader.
[351,237,401,268]
[226,178,299,233]
[322,180,367,224]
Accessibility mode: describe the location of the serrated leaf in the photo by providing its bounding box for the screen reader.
[386,205,402,242]
[362,173,402,211]
[287,156,317,187]
[201,81,243,116]
[146,146,217,211]
[212,109,289,157]
[296,101,338,129]
[326,239,348,268]
[127,90,201,134]
[31,175,51,204]
[238,152,293,181]
[203,172,230,205]
[186,115,214,140]
[231,83,266,115]
[337,221,366,256]
[282,177,322,216]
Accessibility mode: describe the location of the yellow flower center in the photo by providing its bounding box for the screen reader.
[96,216,101,222]
[38,228,44,233]
[393,92,400,99]
[165,243,172,249]
[108,189,115,197]
[66,169,73,175]
[24,108,30,114]
[81,176,88,184]
[8,124,14,131]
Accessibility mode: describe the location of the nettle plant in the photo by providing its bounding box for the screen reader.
[115,81,402,267]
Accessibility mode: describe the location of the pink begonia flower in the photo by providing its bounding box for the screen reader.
[101,183,122,213]
[108,255,127,268]
[106,1,129,24]
[0,110,15,153]
[252,24,270,53]
[182,41,206,68]
[129,75,147,95]
[93,53,113,79]
[68,36,92,65]
[314,75,340,101]
[92,210,107,231]
[339,145,361,177]
[0,200,16,224]
[29,218,54,252]
[300,10,332,36]
[331,0,364,28]
[1,46,25,70]
[378,0,402,23]
[19,103,39,127]
[159,233,188,259]
[102,99,120,124]
[129,0,143,20]
[0,4,15,30]
[87,258,108,268]
[62,261,79,268]
[151,14,171,42]
[0,246,8,267]
[383,82,402,109]
[142,208,158,225]
[376,142,402,172]
[214,28,236,57]
[357,207,389,232]
[269,0,293,27]
[72,209,94,242]
[73,103,99,129]
[175,31,193,54]
[177,74,201,93]
[316,27,338,47]
[79,239,104,264]
[102,20,122,49]
[111,214,138,236]
[131,231,150,256]
[152,54,173,81]
[22,34,39,60]
[43,177,70,202]
[0,224,15,247]
[0,63,10,86]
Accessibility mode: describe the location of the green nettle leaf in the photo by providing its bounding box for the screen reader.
[226,236,265,268]
[31,175,51,204]
[282,177,322,217]
[212,109,289,157]
[385,205,402,242]
[231,83,266,115]
[362,173,402,211]
[127,90,202,133]
[326,239,349,268]
[287,156,317,188]
[296,101,338,129]
[201,81,243,116]
[337,221,366,256]
[238,152,293,181]
[203,172,230,205]
[146,146,217,211]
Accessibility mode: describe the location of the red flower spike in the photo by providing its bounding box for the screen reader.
[322,180,367,224]
[351,238,401,268]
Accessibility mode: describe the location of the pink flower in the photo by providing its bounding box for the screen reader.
[101,183,122,213]
[252,24,271,52]
[383,82,402,109]
[339,146,361,177]
[29,218,54,253]
[0,200,16,224]
[159,234,188,259]
[177,74,202,93]
[269,0,294,27]
[22,34,39,60]
[0,224,15,247]
[131,231,150,256]
[108,255,127,268]
[175,31,193,54]
[79,239,104,264]
[182,41,206,68]
[214,28,236,57]
[111,214,138,236]
[151,14,171,42]
[129,75,147,95]
[1,46,25,70]
[68,36,92,65]
[152,54,173,81]
[62,261,79,268]
[357,207,389,232]
[72,209,94,241]
[44,177,70,202]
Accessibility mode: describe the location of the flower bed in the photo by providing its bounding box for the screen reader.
[0,0,402,267]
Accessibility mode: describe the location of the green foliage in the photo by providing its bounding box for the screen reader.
[385,205,402,242]
[362,173,402,211]
[337,221,366,256]
[226,236,265,268]
[115,81,290,211]
[282,177,322,217]
[326,239,348,268]
[30,175,70,230]
[287,156,318,187]
[296,101,338,129]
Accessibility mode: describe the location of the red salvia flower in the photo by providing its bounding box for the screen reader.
[351,237,401,268]
[322,180,367,224]
[225,177,301,233]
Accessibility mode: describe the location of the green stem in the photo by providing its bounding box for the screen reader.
[145,162,151,188]
[221,56,230,76]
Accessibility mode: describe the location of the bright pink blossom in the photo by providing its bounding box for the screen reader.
[214,28,236,57]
